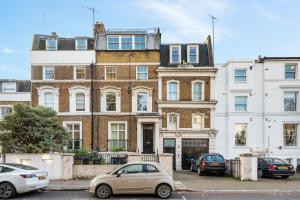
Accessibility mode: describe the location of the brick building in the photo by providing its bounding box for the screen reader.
[30,22,216,170]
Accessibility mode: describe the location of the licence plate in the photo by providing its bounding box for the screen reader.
[39,176,46,180]
[210,162,220,167]
[278,166,288,170]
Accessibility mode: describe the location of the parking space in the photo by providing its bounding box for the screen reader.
[174,171,300,191]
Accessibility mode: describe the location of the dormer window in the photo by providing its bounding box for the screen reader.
[76,39,87,50]
[187,45,199,64]
[170,45,181,64]
[2,82,16,93]
[121,36,132,50]
[134,35,146,50]
[107,35,146,50]
[46,39,57,51]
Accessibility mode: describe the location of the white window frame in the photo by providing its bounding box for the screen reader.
[284,64,297,80]
[0,105,13,120]
[131,86,152,112]
[105,66,117,80]
[2,82,16,93]
[284,91,298,112]
[136,66,148,80]
[63,121,82,150]
[187,45,199,64]
[69,86,90,113]
[167,80,180,101]
[100,86,121,112]
[167,113,179,130]
[192,113,205,130]
[234,123,247,147]
[235,96,248,112]
[43,66,55,80]
[108,121,128,151]
[46,39,58,51]
[37,86,59,112]
[283,123,298,147]
[107,35,146,50]
[73,66,86,80]
[75,39,87,51]
[169,45,181,64]
[191,80,205,101]
[234,68,247,82]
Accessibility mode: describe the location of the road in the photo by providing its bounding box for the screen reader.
[14,190,300,200]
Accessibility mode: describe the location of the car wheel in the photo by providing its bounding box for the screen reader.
[257,169,263,178]
[96,184,112,199]
[281,175,289,179]
[0,182,16,199]
[156,184,172,199]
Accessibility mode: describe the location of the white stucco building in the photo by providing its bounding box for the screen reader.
[215,57,300,167]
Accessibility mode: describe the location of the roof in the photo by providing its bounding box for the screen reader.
[0,80,31,92]
[256,56,300,63]
[31,34,94,51]
[160,43,212,67]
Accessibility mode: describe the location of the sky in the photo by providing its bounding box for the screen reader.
[1,0,300,80]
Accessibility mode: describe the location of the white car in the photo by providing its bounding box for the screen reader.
[0,163,49,199]
[89,162,175,199]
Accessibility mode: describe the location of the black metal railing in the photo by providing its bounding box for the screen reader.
[107,140,128,152]
[74,153,128,165]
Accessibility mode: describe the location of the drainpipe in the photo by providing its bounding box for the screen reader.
[90,62,95,151]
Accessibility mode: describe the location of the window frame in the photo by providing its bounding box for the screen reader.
[74,66,86,80]
[105,66,117,80]
[169,45,181,64]
[0,105,13,120]
[46,39,58,51]
[137,92,149,112]
[235,96,248,112]
[2,82,16,93]
[167,80,180,101]
[192,113,204,130]
[69,86,90,113]
[283,123,298,147]
[285,64,297,80]
[63,121,82,150]
[105,92,117,112]
[75,92,86,112]
[234,123,247,147]
[284,91,298,112]
[75,39,88,51]
[134,35,146,50]
[43,66,55,80]
[191,80,205,101]
[187,45,199,64]
[100,86,121,112]
[234,68,247,82]
[136,66,148,80]
[37,86,59,112]
[131,86,152,113]
[44,92,55,110]
[167,113,179,130]
[108,121,128,151]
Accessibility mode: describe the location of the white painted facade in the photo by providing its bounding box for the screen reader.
[215,58,300,167]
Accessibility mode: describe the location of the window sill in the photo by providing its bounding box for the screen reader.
[282,146,300,149]
[234,81,248,83]
[233,146,249,149]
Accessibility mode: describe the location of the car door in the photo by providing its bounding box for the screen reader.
[143,164,161,193]
[115,164,147,193]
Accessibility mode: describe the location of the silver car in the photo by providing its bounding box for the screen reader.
[89,161,175,199]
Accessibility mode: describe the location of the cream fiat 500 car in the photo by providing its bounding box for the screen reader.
[89,162,175,199]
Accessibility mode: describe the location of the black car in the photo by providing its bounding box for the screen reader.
[191,153,226,176]
[258,157,295,179]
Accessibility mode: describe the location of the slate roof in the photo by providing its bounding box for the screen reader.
[32,34,94,51]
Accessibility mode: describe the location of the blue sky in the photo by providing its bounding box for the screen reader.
[1,0,300,80]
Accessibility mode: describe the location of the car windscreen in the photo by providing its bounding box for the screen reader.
[205,155,224,162]
[4,163,38,170]
[264,158,288,164]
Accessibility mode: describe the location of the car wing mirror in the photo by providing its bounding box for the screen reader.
[116,170,123,177]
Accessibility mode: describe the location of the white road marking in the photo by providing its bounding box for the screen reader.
[181,195,186,200]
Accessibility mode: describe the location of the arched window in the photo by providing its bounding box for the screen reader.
[44,92,54,110]
[106,92,116,111]
[192,114,203,130]
[137,92,149,112]
[192,81,204,101]
[75,93,85,111]
[167,81,179,100]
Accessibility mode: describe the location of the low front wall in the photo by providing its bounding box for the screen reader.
[73,165,122,178]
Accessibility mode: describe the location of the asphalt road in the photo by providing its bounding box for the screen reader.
[13,190,300,200]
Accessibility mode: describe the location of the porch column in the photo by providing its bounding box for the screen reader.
[155,121,160,154]
[137,121,142,153]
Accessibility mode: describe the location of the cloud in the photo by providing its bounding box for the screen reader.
[255,5,286,23]
[2,47,15,54]
[137,0,235,43]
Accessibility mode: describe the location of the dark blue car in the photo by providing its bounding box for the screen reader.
[258,157,295,179]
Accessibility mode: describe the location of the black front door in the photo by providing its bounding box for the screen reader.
[163,138,176,169]
[143,124,154,153]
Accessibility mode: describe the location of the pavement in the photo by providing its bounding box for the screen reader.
[14,190,300,200]
[48,171,300,192]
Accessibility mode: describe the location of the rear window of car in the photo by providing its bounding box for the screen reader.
[264,158,288,164]
[4,163,38,170]
[205,155,224,162]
